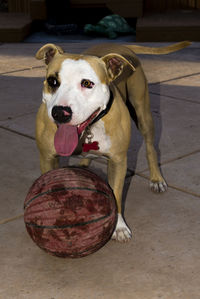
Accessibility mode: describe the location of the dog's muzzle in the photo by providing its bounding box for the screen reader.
[52,106,72,123]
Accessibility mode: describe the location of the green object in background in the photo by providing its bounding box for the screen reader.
[84,14,135,39]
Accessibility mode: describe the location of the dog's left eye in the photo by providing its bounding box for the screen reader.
[47,76,60,88]
[81,79,94,89]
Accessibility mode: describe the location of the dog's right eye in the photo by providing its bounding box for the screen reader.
[47,76,60,88]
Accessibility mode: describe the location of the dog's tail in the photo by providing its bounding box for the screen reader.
[126,41,191,55]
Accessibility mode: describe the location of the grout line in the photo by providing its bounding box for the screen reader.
[0,125,35,140]
[0,65,45,76]
[149,91,200,105]
[149,71,200,86]
[0,214,24,225]
[158,149,200,166]
[71,148,200,175]
[1,124,199,182]
[160,149,200,164]
[0,111,36,122]
[137,148,200,174]
[135,173,200,199]
[1,122,199,199]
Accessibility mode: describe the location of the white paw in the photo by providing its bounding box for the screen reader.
[112,214,132,242]
[150,180,168,193]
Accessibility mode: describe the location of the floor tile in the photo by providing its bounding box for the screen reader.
[0,129,40,220]
[0,113,36,139]
[149,74,200,104]
[0,71,43,121]
[1,177,200,299]
[144,152,200,196]
[139,44,200,83]
[129,92,200,173]
[0,42,96,73]
[0,43,44,73]
[1,41,200,299]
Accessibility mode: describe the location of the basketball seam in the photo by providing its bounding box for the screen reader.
[24,187,113,210]
[25,213,113,229]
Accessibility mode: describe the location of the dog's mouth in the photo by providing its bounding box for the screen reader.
[54,108,100,156]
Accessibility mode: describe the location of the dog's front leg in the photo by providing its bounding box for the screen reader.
[39,152,59,174]
[36,103,59,174]
[108,156,132,242]
[36,132,59,173]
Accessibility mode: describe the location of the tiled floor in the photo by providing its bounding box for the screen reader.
[0,41,200,299]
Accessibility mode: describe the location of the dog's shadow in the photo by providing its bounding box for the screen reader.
[60,86,162,215]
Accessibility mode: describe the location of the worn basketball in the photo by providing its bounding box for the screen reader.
[24,167,117,258]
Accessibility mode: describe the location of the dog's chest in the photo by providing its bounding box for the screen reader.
[83,120,111,155]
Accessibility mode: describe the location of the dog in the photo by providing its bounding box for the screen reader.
[35,41,190,242]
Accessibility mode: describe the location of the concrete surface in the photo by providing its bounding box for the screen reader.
[0,41,200,299]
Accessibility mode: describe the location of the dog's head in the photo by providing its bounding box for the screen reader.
[36,44,135,156]
[36,43,135,125]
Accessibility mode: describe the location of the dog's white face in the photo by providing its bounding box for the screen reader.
[43,58,110,126]
[37,46,133,156]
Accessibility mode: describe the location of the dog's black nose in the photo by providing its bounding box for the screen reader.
[52,106,72,123]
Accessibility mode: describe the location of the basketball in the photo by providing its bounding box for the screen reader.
[24,167,117,258]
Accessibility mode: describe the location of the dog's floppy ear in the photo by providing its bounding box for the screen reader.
[101,53,135,81]
[35,43,64,65]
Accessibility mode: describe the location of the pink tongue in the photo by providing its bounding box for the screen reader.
[54,124,78,156]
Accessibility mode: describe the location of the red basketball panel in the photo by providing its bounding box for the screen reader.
[24,167,117,258]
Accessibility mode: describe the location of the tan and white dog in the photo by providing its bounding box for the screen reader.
[35,41,190,242]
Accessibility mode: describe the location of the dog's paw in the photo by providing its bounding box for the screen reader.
[112,214,132,242]
[79,158,91,168]
[150,180,168,193]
